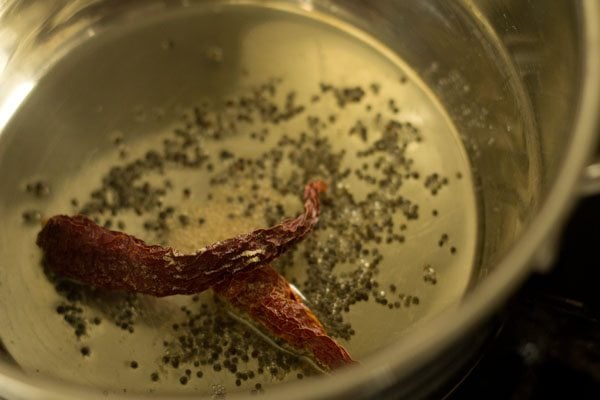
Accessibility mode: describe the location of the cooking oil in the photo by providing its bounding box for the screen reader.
[0,2,479,396]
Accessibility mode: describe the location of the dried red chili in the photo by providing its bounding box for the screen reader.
[214,264,356,371]
[37,181,327,297]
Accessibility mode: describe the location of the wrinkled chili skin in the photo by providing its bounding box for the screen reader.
[37,181,327,297]
[214,265,355,370]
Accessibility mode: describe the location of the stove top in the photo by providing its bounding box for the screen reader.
[448,195,600,399]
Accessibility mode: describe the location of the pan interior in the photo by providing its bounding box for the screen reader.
[0,2,506,397]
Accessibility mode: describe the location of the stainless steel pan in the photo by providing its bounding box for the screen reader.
[0,1,598,399]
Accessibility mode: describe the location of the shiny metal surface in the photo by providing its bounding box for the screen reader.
[0,0,597,399]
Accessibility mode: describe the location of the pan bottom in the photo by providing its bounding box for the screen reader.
[0,2,479,396]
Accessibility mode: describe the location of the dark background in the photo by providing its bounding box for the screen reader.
[448,194,600,399]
